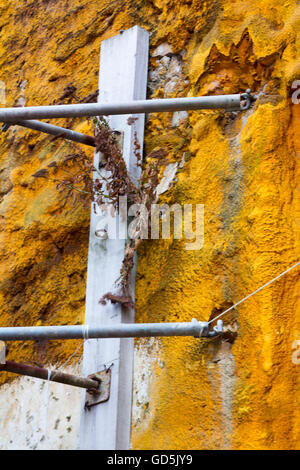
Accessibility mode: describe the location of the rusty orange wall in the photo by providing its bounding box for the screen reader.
[0,0,299,450]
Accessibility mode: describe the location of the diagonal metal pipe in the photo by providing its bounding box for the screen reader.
[2,120,96,147]
[0,360,100,390]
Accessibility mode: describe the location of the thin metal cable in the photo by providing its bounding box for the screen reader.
[53,325,89,374]
[59,341,85,369]
[54,325,89,374]
[50,340,85,381]
[208,261,300,325]
[33,325,114,380]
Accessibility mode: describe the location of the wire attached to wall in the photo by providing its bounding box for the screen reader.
[208,260,300,325]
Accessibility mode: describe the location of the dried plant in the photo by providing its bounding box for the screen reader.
[33,117,166,309]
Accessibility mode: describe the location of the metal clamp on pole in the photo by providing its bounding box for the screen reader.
[240,89,257,110]
[209,320,223,337]
[191,319,223,338]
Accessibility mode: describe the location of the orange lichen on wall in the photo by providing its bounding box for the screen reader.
[0,0,299,450]
[132,0,300,450]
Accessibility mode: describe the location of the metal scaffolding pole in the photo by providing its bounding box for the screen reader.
[2,120,95,147]
[0,93,252,123]
[0,320,223,341]
[0,361,100,391]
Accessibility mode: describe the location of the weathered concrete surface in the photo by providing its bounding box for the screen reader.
[0,363,81,450]
[0,0,299,450]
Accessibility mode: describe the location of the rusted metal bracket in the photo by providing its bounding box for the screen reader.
[84,369,111,410]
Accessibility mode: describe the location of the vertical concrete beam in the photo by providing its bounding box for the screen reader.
[79,26,149,450]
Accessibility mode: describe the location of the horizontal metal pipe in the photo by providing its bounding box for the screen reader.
[0,361,100,390]
[0,321,212,341]
[0,95,243,122]
[6,120,96,147]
